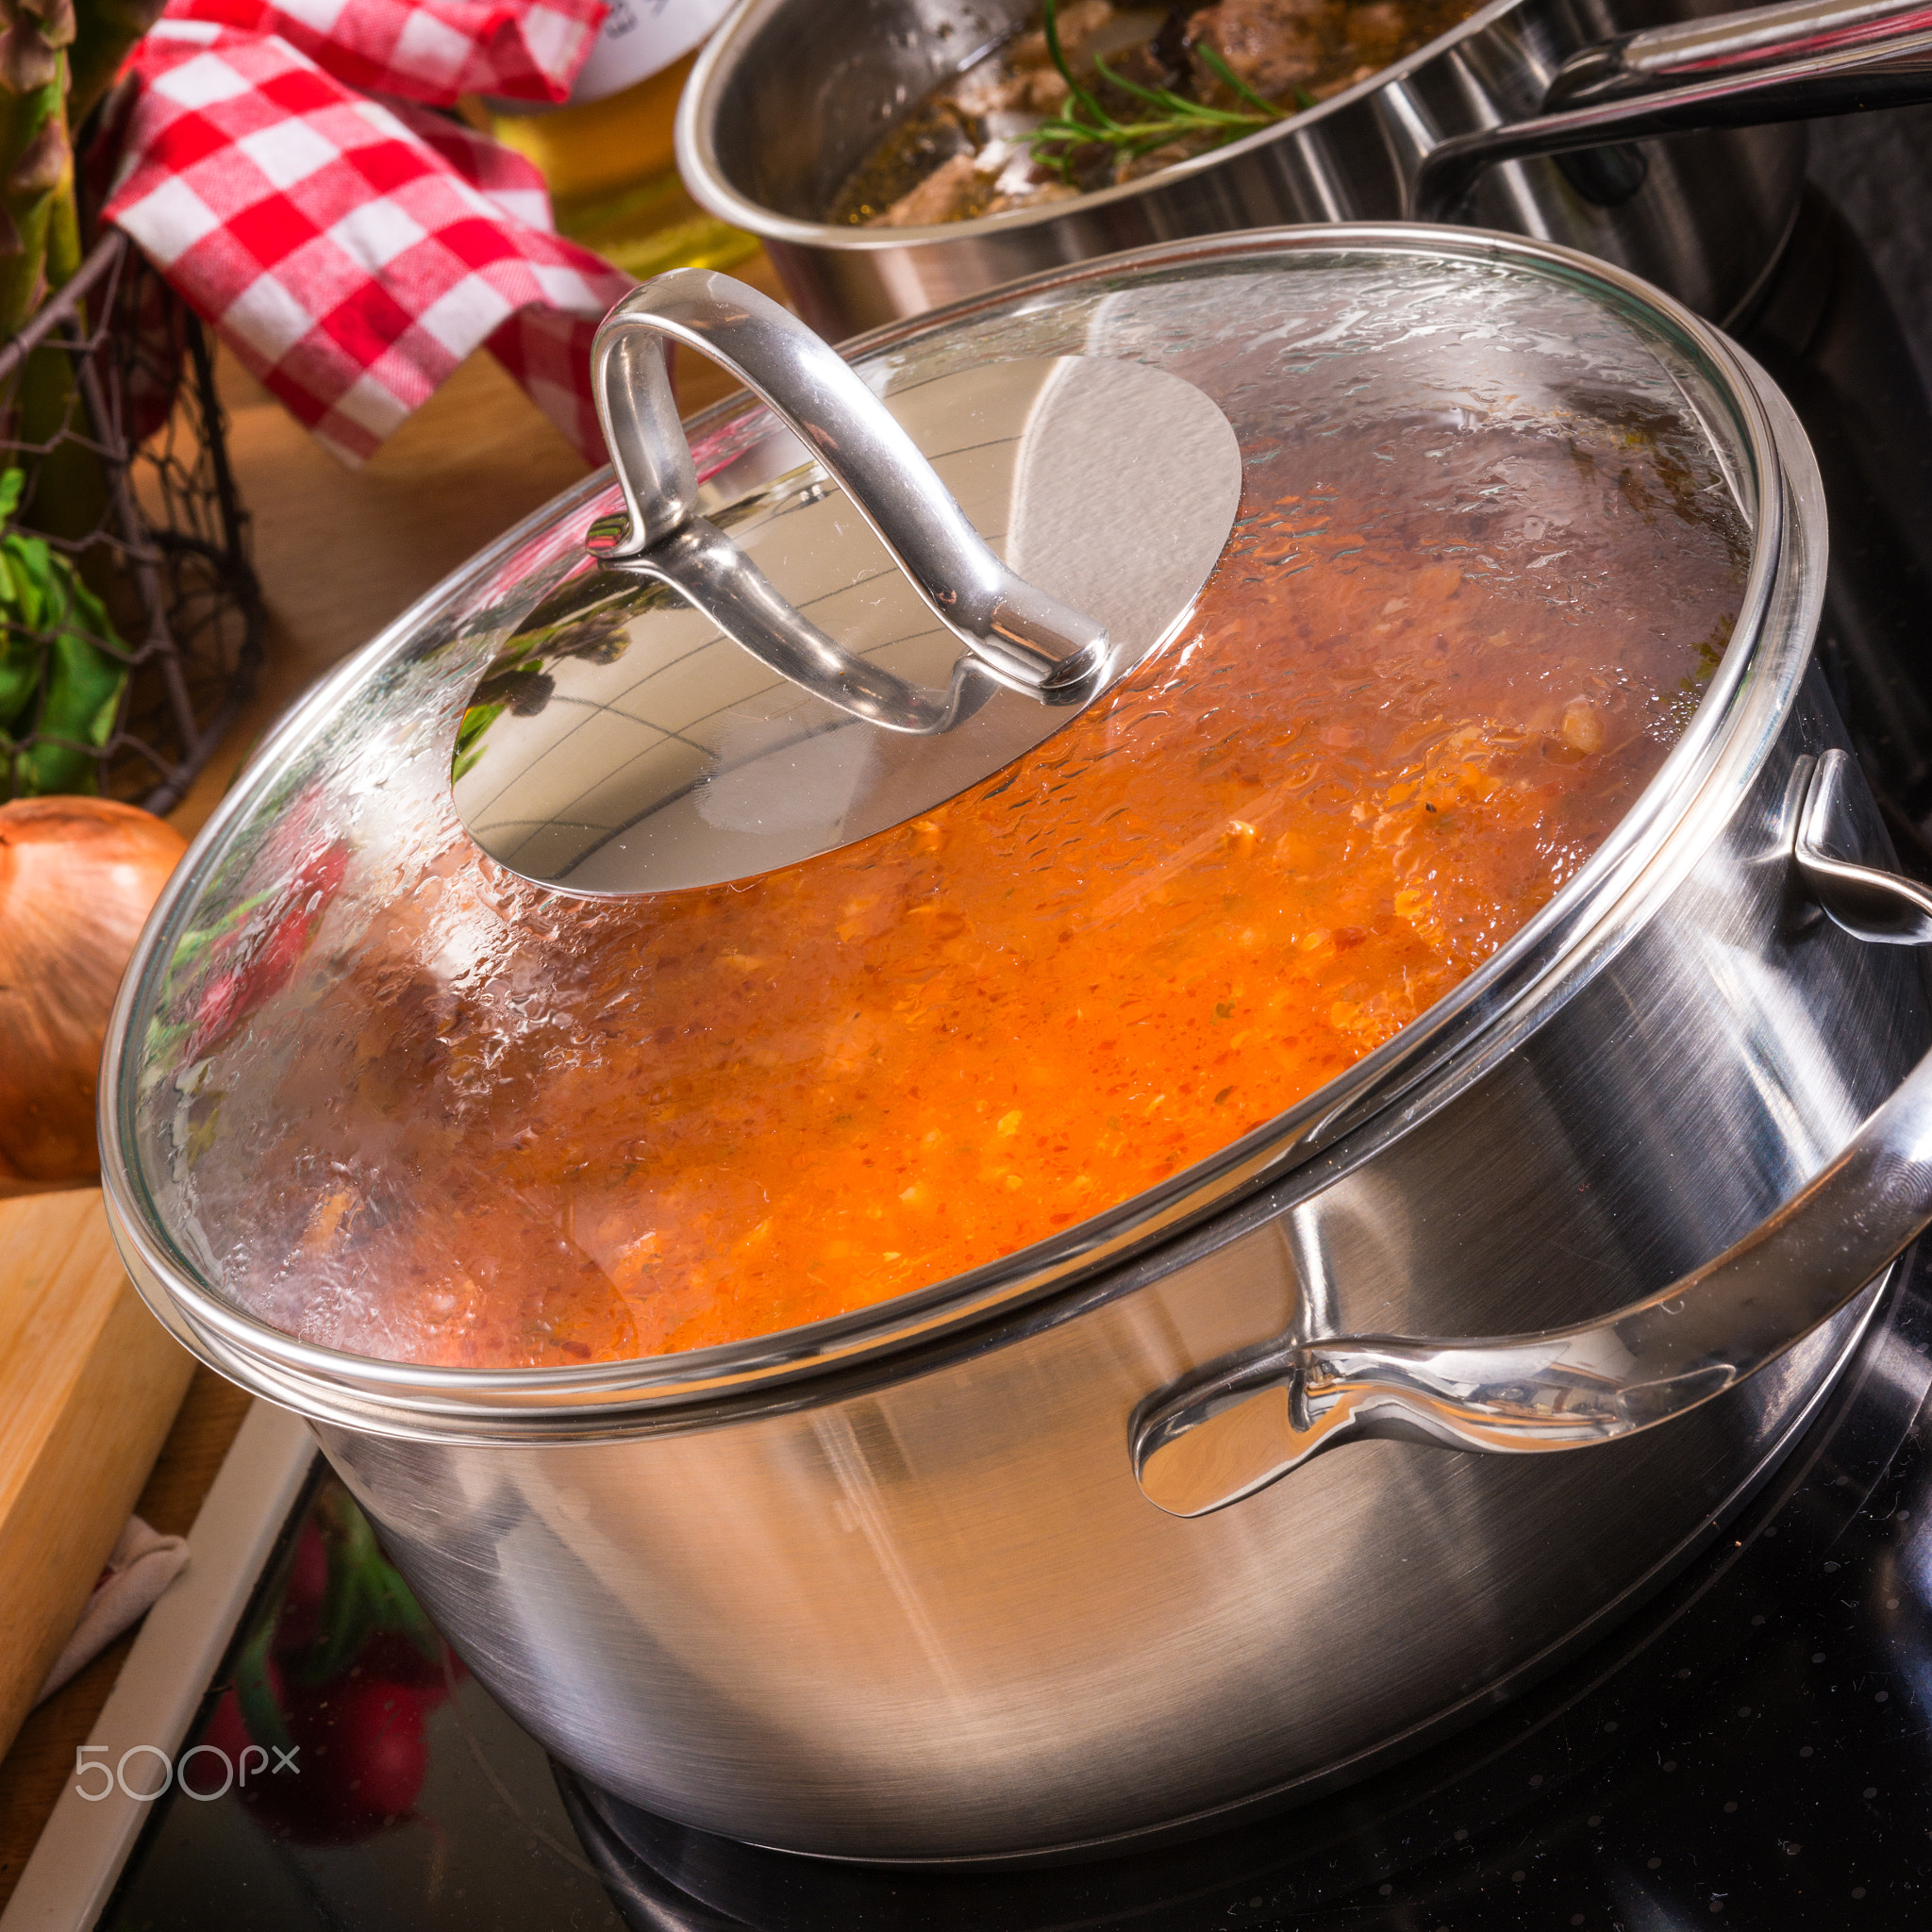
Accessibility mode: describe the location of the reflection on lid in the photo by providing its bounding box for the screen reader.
[450,355,1242,893]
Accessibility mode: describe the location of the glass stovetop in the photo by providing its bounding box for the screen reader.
[98,1236,1932,1932]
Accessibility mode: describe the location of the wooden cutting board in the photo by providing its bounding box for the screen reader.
[0,1188,193,1764]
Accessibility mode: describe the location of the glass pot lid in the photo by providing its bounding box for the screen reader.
[115,231,1765,1380]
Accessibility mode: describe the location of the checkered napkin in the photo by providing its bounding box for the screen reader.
[104,2,638,465]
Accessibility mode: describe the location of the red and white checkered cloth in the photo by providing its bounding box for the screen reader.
[105,2,638,466]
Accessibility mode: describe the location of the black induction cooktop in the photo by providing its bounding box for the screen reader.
[84,153,1932,1932]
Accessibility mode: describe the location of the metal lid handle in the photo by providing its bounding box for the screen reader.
[1133,750,1932,1517]
[587,269,1110,731]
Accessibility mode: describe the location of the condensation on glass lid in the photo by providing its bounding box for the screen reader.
[123,241,1764,1374]
[450,354,1243,895]
[200,408,1746,1371]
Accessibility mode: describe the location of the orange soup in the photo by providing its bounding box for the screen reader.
[226,419,1743,1368]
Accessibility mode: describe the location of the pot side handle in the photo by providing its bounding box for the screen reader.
[1407,0,1932,225]
[1132,750,1932,1519]
[585,268,1108,732]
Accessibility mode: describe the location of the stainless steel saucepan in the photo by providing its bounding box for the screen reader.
[102,226,1932,1860]
[676,0,1932,339]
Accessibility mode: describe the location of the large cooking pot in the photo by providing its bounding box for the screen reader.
[675,0,1932,340]
[102,226,1932,1861]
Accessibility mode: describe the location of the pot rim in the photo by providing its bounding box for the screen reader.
[100,224,1817,1441]
[675,0,1527,250]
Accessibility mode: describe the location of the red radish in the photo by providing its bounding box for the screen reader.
[273,1523,331,1657]
[357,1627,457,1697]
[182,836,348,1064]
[324,1677,430,1824]
[225,1674,433,1843]
[192,1689,253,1798]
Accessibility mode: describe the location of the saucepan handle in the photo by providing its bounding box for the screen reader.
[1408,0,1932,224]
[1132,749,1932,1518]
[586,268,1108,733]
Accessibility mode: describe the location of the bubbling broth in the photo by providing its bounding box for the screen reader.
[215,415,1745,1369]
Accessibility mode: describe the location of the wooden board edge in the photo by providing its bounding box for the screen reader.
[0,1282,195,1764]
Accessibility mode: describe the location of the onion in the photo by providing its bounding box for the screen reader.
[0,797,186,1192]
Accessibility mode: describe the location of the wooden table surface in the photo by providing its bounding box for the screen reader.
[0,253,786,1911]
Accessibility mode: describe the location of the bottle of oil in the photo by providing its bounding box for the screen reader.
[484,0,762,285]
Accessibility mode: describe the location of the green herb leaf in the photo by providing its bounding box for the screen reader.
[1194,42,1287,120]
[1041,0,1116,131]
[1028,0,1282,179]
[0,473,133,797]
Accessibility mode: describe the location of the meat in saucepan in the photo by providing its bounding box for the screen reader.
[828,0,1482,226]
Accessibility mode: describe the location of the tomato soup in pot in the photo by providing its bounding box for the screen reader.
[202,391,1743,1368]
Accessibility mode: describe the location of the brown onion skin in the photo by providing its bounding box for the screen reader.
[0,798,187,1191]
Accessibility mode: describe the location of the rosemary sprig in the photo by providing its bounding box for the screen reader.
[1027,0,1293,181]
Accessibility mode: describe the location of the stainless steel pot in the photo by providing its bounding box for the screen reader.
[675,0,1932,341]
[102,226,1932,1861]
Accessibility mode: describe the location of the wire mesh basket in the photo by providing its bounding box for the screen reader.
[0,228,263,812]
